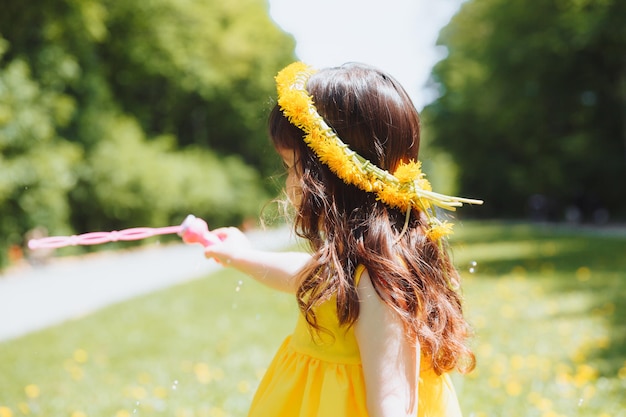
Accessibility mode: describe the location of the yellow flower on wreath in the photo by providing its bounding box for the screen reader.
[426,221,454,241]
[393,161,425,184]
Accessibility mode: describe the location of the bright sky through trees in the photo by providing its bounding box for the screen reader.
[268,0,463,109]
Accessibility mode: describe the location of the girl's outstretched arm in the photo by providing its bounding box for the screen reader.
[204,226,310,294]
[355,269,420,417]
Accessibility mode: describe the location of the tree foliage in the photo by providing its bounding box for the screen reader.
[0,0,295,268]
[0,49,82,261]
[424,0,626,220]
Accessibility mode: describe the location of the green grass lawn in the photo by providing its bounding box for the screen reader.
[0,221,625,417]
[451,222,626,417]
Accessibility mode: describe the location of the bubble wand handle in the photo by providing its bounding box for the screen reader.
[27,214,221,250]
[177,214,222,247]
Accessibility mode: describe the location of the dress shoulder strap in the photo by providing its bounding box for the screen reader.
[354,264,367,286]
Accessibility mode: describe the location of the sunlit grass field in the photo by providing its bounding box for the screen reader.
[0,221,625,417]
[451,222,626,417]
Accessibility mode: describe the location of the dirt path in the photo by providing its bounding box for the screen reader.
[0,226,296,342]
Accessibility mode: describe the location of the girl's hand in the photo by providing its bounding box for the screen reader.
[203,227,250,265]
[203,226,310,294]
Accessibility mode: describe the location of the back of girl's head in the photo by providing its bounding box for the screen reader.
[271,62,419,167]
[269,62,421,228]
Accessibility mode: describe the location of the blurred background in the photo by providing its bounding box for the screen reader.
[1,0,624,269]
[1,1,625,416]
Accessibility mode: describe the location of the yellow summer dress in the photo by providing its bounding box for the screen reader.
[248,265,463,417]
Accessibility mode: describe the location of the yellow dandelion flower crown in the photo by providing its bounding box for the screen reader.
[275,62,483,239]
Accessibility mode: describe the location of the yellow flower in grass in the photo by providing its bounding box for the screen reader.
[176,408,194,417]
[194,362,212,384]
[209,408,227,417]
[527,391,542,405]
[510,355,525,370]
[237,380,251,393]
[24,384,40,399]
[575,266,591,281]
[536,397,553,412]
[73,349,88,364]
[581,384,596,400]
[124,385,147,400]
[69,365,84,381]
[573,364,598,387]
[17,403,29,415]
[505,379,523,396]
[137,372,152,385]
[153,386,168,399]
[0,406,13,417]
[487,376,500,388]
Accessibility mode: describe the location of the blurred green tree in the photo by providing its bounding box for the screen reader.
[0,41,82,267]
[424,0,626,220]
[0,0,295,268]
[97,0,294,173]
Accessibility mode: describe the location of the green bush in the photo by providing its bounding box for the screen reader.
[86,115,267,229]
[0,52,82,267]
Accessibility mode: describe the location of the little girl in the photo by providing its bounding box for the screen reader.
[204,62,482,417]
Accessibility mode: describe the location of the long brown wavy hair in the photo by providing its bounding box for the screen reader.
[269,63,475,375]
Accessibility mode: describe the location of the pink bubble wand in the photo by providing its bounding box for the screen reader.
[27,214,221,250]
